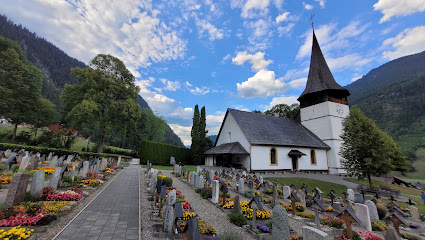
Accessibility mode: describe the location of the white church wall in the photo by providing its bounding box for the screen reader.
[205,155,214,166]
[324,140,346,174]
[215,112,250,152]
[250,146,327,171]
[231,155,251,171]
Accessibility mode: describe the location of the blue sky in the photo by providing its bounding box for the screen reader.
[1,0,425,145]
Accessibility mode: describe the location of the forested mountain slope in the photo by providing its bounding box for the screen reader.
[346,51,425,162]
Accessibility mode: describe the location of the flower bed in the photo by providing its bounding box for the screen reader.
[37,167,56,174]
[0,175,12,184]
[0,205,47,227]
[281,202,305,212]
[295,212,315,219]
[320,215,345,229]
[240,201,270,220]
[0,226,34,239]
[41,187,83,201]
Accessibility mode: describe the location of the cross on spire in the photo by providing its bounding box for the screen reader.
[309,13,315,30]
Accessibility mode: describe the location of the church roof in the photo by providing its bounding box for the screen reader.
[220,109,329,149]
[298,31,350,101]
[204,142,249,155]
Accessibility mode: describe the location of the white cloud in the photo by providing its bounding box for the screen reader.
[1,0,186,77]
[382,26,425,60]
[351,76,362,82]
[278,23,296,37]
[302,2,314,10]
[221,54,232,63]
[167,107,194,119]
[190,87,210,95]
[314,0,325,8]
[160,78,181,91]
[206,114,225,135]
[276,12,290,23]
[241,0,271,18]
[267,96,299,109]
[185,81,193,87]
[196,19,224,41]
[237,70,285,98]
[232,51,273,71]
[374,0,425,23]
[169,124,192,146]
[288,78,307,89]
[326,54,373,71]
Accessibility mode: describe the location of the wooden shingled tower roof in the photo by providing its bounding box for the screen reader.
[298,30,350,107]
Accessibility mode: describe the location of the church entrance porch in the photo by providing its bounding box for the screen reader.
[291,156,298,171]
[204,142,250,170]
[288,150,306,172]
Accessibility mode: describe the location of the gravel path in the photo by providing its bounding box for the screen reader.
[162,170,255,240]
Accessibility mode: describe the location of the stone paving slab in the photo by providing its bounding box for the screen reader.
[55,165,140,240]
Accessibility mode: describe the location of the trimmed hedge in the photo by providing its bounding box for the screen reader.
[139,140,191,165]
[0,143,132,159]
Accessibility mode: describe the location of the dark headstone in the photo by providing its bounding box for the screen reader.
[160,185,167,199]
[156,179,162,193]
[175,202,183,219]
[248,196,264,211]
[188,217,201,240]
[77,161,83,170]
[354,193,364,204]
[6,173,30,207]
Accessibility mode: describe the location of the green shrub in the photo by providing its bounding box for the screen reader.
[244,189,254,198]
[225,192,231,198]
[376,202,387,220]
[175,173,181,177]
[401,233,423,240]
[229,213,247,227]
[74,176,82,182]
[0,163,7,171]
[62,175,72,184]
[139,140,191,165]
[371,221,388,231]
[200,188,212,199]
[342,229,361,240]
[24,192,42,202]
[10,164,19,172]
[163,177,173,187]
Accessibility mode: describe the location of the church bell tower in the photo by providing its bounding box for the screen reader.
[298,31,350,174]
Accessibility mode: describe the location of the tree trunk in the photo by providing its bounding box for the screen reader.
[34,128,38,139]
[368,174,373,188]
[12,123,18,143]
[97,133,105,153]
[86,137,90,152]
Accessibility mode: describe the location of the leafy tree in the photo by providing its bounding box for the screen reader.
[264,103,300,118]
[140,108,166,143]
[340,106,409,187]
[30,98,57,138]
[252,110,262,113]
[0,36,44,141]
[191,105,201,163]
[61,54,141,153]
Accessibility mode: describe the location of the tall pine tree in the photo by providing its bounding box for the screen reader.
[200,106,207,154]
[191,105,200,163]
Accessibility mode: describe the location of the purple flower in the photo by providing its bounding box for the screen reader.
[256,224,269,233]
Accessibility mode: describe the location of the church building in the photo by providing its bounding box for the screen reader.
[204,31,350,174]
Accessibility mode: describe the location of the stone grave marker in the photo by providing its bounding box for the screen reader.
[232,177,237,191]
[272,183,279,207]
[211,180,219,203]
[100,158,107,171]
[77,161,83,170]
[29,155,39,170]
[19,155,31,169]
[354,203,372,231]
[163,189,176,233]
[30,169,45,198]
[170,156,175,165]
[365,200,379,221]
[198,175,204,189]
[248,179,254,190]
[272,205,290,240]
[188,217,201,240]
[311,197,327,226]
[283,185,291,199]
[354,193,364,204]
[150,171,158,197]
[49,156,58,167]
[347,189,355,201]
[238,178,244,194]
[6,173,30,207]
[6,155,17,170]
[233,195,240,213]
[95,160,100,173]
[49,167,61,189]
[66,155,74,164]
[409,205,420,222]
[117,156,122,167]
[71,164,76,182]
[302,226,328,240]
[249,196,264,211]
[4,149,11,157]
[158,185,167,217]
[80,161,89,177]
[384,226,401,240]
[297,189,306,207]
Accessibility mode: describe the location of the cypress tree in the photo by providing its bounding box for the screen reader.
[200,106,207,154]
[191,105,200,163]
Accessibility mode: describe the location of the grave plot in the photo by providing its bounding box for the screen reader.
[168,165,425,240]
[142,163,218,239]
[0,150,128,238]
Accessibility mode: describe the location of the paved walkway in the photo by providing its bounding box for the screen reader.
[55,165,140,240]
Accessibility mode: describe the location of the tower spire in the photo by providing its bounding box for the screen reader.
[298,30,350,108]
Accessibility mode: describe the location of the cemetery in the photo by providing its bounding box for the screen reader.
[140,161,425,240]
[0,148,129,239]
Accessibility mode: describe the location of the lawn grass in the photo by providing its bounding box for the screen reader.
[343,178,423,197]
[364,195,425,214]
[392,148,425,182]
[265,177,348,198]
[141,165,197,172]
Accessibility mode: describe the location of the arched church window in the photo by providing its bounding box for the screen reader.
[310,149,317,165]
[270,148,277,166]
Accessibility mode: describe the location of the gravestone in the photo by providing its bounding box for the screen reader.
[163,189,176,233]
[170,156,175,165]
[384,226,401,240]
[297,189,306,207]
[29,156,39,170]
[198,175,204,189]
[95,160,100,173]
[272,205,290,240]
[49,167,62,189]
[196,166,201,174]
[193,173,199,188]
[283,186,291,199]
[354,203,372,231]
[30,169,45,197]
[272,183,278,207]
[19,156,31,169]
[188,217,201,240]
[117,156,122,167]
[66,155,74,164]
[47,152,53,161]
[211,180,219,203]
[80,161,90,177]
[302,226,328,240]
[49,156,58,167]
[71,165,76,182]
[365,200,379,221]
[100,158,107,171]
[347,189,355,201]
[150,171,158,197]
[210,170,214,179]
[238,178,244,194]
[355,193,364,204]
[4,149,11,158]
[409,205,420,222]
[232,177,237,191]
[259,176,263,184]
[6,173,30,207]
[248,179,254,190]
